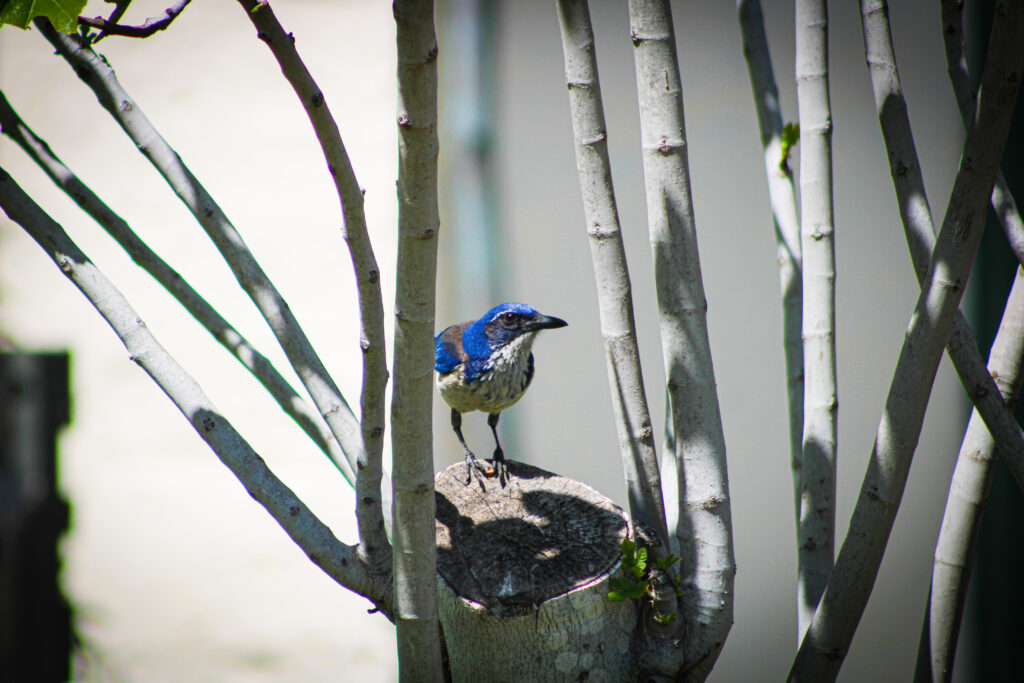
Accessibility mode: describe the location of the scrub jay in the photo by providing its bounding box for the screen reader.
[435,302,567,485]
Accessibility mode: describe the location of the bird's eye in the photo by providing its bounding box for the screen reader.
[499,311,518,326]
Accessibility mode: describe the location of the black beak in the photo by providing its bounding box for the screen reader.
[527,313,568,331]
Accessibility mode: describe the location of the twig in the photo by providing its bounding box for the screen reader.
[626,1,734,677]
[36,20,370,494]
[391,1,444,679]
[794,0,837,642]
[790,2,1024,678]
[0,165,392,617]
[78,0,192,42]
[858,0,1024,491]
[0,89,356,487]
[554,0,671,556]
[737,0,804,531]
[235,0,391,573]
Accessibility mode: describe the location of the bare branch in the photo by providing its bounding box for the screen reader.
[794,0,837,642]
[916,268,1024,682]
[626,1,734,677]
[554,0,670,555]
[790,3,1024,678]
[940,0,1024,271]
[911,2,1024,678]
[392,0,444,679]
[858,0,1024,490]
[235,0,391,573]
[737,0,804,530]
[0,89,356,487]
[78,0,192,42]
[35,20,370,493]
[0,165,391,617]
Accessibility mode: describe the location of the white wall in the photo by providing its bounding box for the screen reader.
[1,1,968,681]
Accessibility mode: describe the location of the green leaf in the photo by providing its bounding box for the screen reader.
[656,554,681,570]
[608,591,627,602]
[780,122,800,172]
[653,612,677,625]
[0,0,87,33]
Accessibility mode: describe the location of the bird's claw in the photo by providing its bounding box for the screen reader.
[492,448,508,487]
[464,452,493,488]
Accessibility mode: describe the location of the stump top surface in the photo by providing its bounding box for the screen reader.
[435,460,628,614]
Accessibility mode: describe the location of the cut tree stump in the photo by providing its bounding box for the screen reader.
[435,459,637,681]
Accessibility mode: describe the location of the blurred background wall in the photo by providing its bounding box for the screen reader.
[0,0,1003,680]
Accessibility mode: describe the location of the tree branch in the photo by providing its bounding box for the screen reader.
[794,0,838,643]
[35,19,370,497]
[912,2,1024,678]
[858,0,1024,493]
[554,0,671,557]
[915,268,1024,682]
[0,165,392,617]
[235,0,391,576]
[737,0,804,531]
[392,0,444,679]
[77,0,192,42]
[790,3,1024,678]
[941,0,1024,271]
[626,1,734,677]
[0,89,357,488]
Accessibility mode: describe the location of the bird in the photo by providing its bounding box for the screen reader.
[435,302,567,485]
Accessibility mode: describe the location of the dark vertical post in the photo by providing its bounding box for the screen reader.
[0,352,73,682]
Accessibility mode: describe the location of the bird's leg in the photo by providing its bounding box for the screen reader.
[487,412,508,485]
[452,408,493,485]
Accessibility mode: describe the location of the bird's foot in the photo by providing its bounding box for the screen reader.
[464,451,494,488]
[492,447,508,487]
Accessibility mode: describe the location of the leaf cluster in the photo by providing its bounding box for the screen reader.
[607,538,681,609]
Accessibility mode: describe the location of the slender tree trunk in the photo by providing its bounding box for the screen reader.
[626,1,734,677]
[737,0,804,530]
[392,1,444,679]
[794,0,837,642]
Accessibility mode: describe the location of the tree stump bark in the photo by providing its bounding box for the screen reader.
[435,459,637,681]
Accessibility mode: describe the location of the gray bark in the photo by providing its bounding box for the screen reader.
[392,1,444,679]
[790,2,1024,678]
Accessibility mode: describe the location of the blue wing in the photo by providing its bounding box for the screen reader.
[435,323,469,374]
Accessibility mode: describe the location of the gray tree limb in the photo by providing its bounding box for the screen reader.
[940,0,1024,269]
[0,165,392,616]
[626,1,734,678]
[0,89,356,488]
[737,0,804,530]
[790,3,1024,678]
[794,0,838,642]
[912,2,1024,679]
[35,19,370,504]
[858,0,1024,493]
[236,0,392,577]
[554,0,670,555]
[392,1,444,679]
[915,269,1024,682]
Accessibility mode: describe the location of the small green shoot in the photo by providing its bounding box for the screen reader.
[607,539,683,603]
[780,122,800,172]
